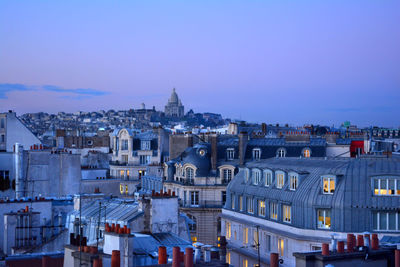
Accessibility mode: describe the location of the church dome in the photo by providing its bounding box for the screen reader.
[168,88,179,104]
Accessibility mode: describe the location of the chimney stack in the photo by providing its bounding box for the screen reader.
[210,134,217,171]
[239,132,248,166]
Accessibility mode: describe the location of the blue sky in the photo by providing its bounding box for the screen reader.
[0,1,399,127]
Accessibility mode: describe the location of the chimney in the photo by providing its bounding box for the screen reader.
[210,134,217,171]
[261,123,267,134]
[239,132,248,166]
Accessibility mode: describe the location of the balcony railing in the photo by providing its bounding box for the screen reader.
[179,199,224,209]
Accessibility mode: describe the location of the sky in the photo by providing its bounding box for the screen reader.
[0,1,399,127]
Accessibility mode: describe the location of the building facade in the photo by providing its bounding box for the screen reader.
[109,127,170,180]
[164,88,184,118]
[221,157,400,267]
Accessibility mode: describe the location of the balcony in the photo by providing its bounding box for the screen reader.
[179,200,224,209]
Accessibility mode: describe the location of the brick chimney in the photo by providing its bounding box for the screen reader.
[239,132,248,166]
[210,134,218,171]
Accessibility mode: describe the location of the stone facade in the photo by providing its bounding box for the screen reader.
[164,88,184,118]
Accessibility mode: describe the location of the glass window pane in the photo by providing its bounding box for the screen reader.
[380,180,387,195]
[380,213,387,230]
[389,213,396,230]
[389,180,395,195]
[372,212,378,230]
[374,179,379,195]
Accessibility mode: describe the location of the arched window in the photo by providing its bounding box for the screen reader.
[223,168,233,182]
[264,169,273,187]
[226,148,235,160]
[302,148,311,158]
[253,148,261,160]
[276,171,285,189]
[277,148,286,158]
[186,167,194,179]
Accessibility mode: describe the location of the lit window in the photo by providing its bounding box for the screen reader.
[264,170,272,187]
[231,194,235,210]
[247,197,254,213]
[317,209,331,229]
[226,252,231,264]
[227,148,235,160]
[303,148,311,158]
[239,196,243,211]
[226,221,232,239]
[270,202,278,220]
[373,211,399,231]
[253,229,259,250]
[283,205,291,223]
[277,148,286,158]
[120,170,125,177]
[276,172,285,189]
[252,148,261,160]
[278,238,285,257]
[243,259,248,267]
[253,169,261,185]
[258,200,266,217]
[322,176,335,194]
[289,173,298,190]
[373,178,400,196]
[126,170,130,178]
[243,228,248,244]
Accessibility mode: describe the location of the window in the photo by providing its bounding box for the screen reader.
[252,148,261,160]
[276,172,285,189]
[265,234,271,252]
[122,155,128,163]
[245,168,250,183]
[322,176,335,194]
[1,135,4,143]
[231,194,235,210]
[253,229,259,250]
[247,197,254,213]
[317,209,331,229]
[222,191,226,206]
[302,148,311,158]
[0,170,10,191]
[283,205,291,223]
[227,252,231,265]
[141,140,151,150]
[140,155,151,165]
[278,238,285,257]
[0,118,4,128]
[264,170,272,186]
[270,202,278,220]
[373,177,400,196]
[258,200,266,217]
[289,173,298,190]
[186,167,194,179]
[243,227,249,244]
[253,169,261,185]
[121,139,128,150]
[226,221,232,239]
[239,196,243,211]
[242,259,248,267]
[190,191,199,206]
[223,169,232,182]
[227,148,235,160]
[373,211,399,231]
[277,148,286,158]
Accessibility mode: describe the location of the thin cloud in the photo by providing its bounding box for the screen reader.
[0,83,37,99]
[43,85,109,97]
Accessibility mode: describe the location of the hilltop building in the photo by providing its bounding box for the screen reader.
[165,88,184,118]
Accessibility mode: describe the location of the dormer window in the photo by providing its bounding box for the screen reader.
[373,177,400,196]
[253,169,261,185]
[253,148,261,160]
[121,139,129,150]
[264,170,272,187]
[276,171,285,189]
[302,148,311,158]
[227,148,235,160]
[223,168,233,182]
[289,173,298,190]
[244,168,250,183]
[322,175,335,194]
[277,148,286,158]
[141,140,151,150]
[186,167,194,180]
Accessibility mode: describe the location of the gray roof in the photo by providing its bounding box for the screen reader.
[226,157,400,233]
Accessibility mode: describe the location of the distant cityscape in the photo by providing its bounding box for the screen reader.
[1,88,400,267]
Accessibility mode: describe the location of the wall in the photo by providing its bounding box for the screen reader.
[5,112,41,152]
